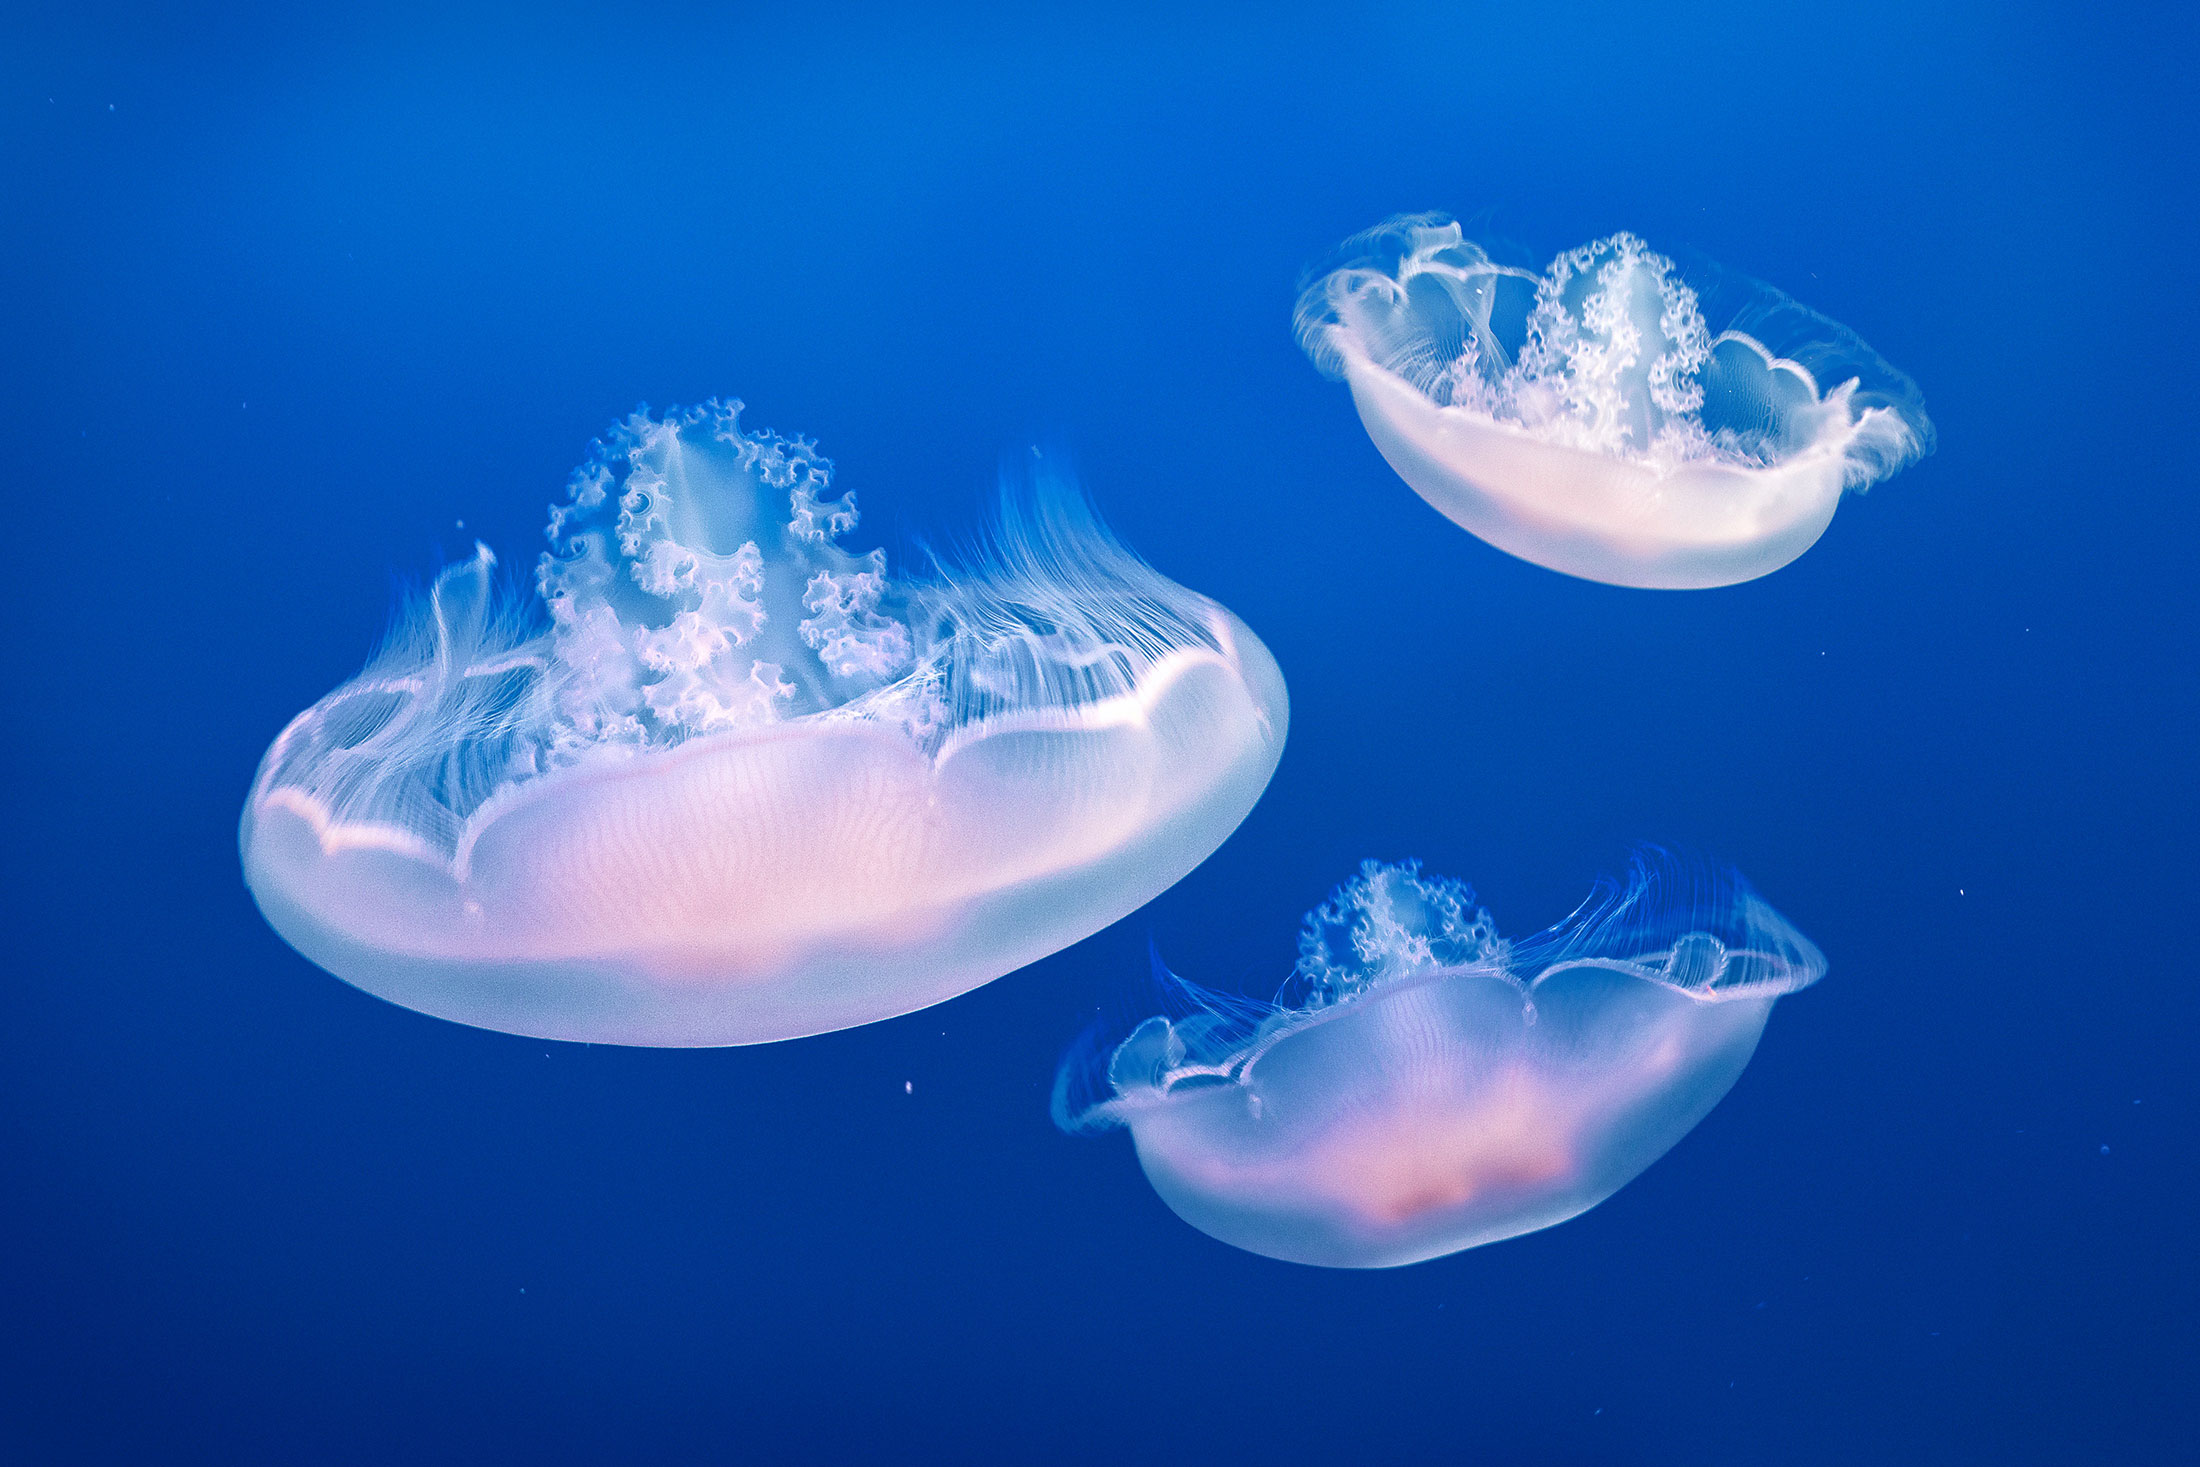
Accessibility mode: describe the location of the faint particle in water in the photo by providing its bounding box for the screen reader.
[242,400,1288,1046]
[1055,851,1825,1267]
[1295,216,1933,588]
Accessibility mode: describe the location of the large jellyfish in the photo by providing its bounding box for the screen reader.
[1296,216,1933,588]
[1055,854,1823,1267]
[242,402,1288,1046]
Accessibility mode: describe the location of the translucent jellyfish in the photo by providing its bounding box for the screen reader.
[1295,216,1933,588]
[1055,853,1824,1267]
[242,402,1288,1046]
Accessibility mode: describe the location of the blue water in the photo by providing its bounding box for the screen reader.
[5,3,2193,1462]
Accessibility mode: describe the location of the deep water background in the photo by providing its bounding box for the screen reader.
[4,3,2195,1462]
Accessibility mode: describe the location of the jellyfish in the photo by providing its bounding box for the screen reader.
[1055,853,1824,1267]
[241,401,1288,1046]
[1295,216,1933,588]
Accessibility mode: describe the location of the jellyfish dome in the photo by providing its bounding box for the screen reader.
[242,402,1288,1046]
[1056,853,1824,1267]
[1295,215,1933,588]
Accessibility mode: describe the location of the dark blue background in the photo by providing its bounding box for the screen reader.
[5,3,2193,1462]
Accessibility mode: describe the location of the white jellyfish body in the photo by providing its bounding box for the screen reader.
[1056,855,1824,1267]
[242,402,1288,1046]
[1296,216,1933,588]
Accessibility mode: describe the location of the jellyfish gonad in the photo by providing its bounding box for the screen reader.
[1055,853,1823,1267]
[242,402,1288,1046]
[1296,216,1932,588]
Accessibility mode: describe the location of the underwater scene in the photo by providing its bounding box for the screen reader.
[5,2,2195,1462]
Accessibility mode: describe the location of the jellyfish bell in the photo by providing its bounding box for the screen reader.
[1295,215,1933,589]
[242,401,1288,1046]
[1055,853,1824,1268]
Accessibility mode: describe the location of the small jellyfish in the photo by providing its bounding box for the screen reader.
[242,401,1288,1046]
[1296,216,1933,588]
[1055,853,1823,1267]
